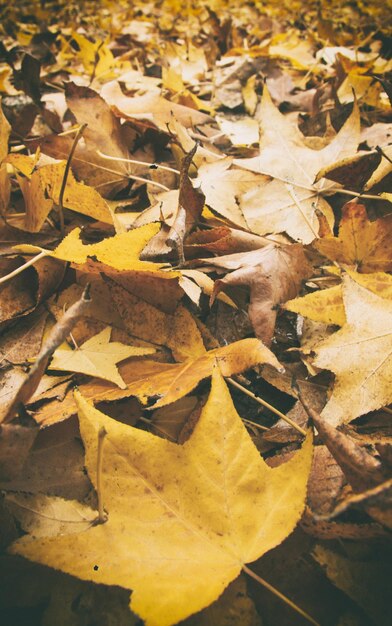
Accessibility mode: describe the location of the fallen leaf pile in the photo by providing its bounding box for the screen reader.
[0,1,391,625]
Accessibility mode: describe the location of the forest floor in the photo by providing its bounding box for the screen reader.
[0,2,391,626]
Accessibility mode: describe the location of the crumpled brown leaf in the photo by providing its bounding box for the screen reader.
[199,243,312,344]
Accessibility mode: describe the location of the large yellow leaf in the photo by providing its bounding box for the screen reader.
[11,369,313,626]
[50,327,155,388]
[313,275,392,425]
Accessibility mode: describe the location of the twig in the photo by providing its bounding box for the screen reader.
[243,564,320,626]
[58,123,87,234]
[227,377,307,436]
[96,426,108,524]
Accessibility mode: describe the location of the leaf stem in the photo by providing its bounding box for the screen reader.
[243,564,320,626]
[227,377,307,436]
[96,426,108,524]
[96,150,181,175]
[0,250,49,285]
[58,123,87,235]
[323,187,384,201]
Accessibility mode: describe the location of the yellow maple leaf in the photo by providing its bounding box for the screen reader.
[285,271,392,326]
[15,223,165,273]
[50,327,155,388]
[11,368,313,626]
[34,337,283,427]
[314,201,392,272]
[8,156,114,230]
[312,275,392,425]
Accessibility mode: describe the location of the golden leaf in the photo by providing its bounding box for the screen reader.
[50,327,155,389]
[313,275,392,425]
[11,369,312,626]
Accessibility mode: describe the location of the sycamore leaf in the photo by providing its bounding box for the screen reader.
[285,271,392,326]
[107,279,206,362]
[8,156,114,231]
[16,223,164,272]
[33,338,283,426]
[312,275,392,425]
[30,82,132,198]
[11,369,313,626]
[195,158,264,229]
[50,327,155,389]
[234,87,360,242]
[314,200,392,272]
[100,79,212,131]
[285,285,346,326]
[199,243,312,345]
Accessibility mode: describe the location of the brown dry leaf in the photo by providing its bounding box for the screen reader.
[0,419,90,500]
[34,82,131,197]
[300,394,385,492]
[107,278,207,361]
[0,307,48,365]
[234,87,360,242]
[314,200,392,272]
[0,422,38,481]
[306,446,346,517]
[11,369,312,626]
[103,268,184,314]
[185,226,269,257]
[2,288,90,424]
[8,156,114,231]
[143,144,205,263]
[312,275,392,425]
[0,258,36,328]
[150,395,200,442]
[0,100,11,213]
[315,150,382,191]
[313,545,391,626]
[206,243,312,344]
[50,327,156,389]
[101,79,213,131]
[33,338,282,426]
[0,255,64,328]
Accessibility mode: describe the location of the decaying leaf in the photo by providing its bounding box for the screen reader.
[205,243,312,344]
[11,369,313,626]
